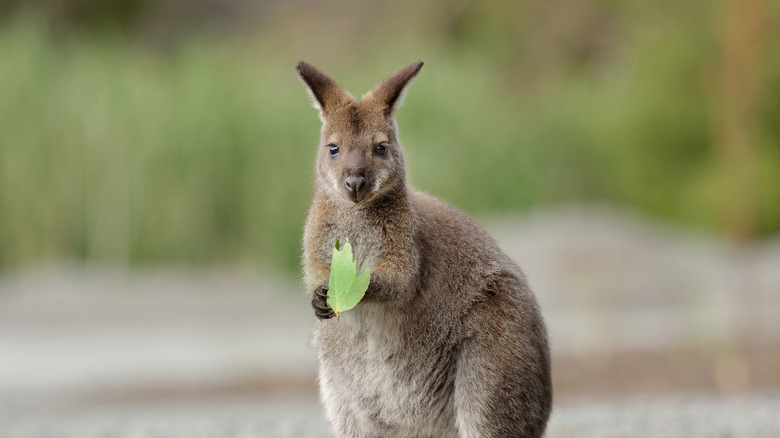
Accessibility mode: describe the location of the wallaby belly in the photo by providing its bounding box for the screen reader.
[314,303,460,438]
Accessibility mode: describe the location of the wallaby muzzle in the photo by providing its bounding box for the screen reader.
[344,174,368,203]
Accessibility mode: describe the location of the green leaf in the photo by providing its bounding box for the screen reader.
[327,239,370,316]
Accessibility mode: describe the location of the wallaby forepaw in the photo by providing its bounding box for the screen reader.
[312,286,335,320]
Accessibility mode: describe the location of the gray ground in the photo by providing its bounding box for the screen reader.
[3,395,780,437]
[1,206,779,436]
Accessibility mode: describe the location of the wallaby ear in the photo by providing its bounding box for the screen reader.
[362,60,424,117]
[296,61,354,114]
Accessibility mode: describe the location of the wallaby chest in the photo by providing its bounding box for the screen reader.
[306,192,416,283]
[313,214,384,272]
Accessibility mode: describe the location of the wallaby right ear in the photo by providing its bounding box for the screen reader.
[296,61,354,115]
[361,60,423,117]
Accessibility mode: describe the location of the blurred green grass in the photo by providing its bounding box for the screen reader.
[0,4,778,273]
[0,16,316,270]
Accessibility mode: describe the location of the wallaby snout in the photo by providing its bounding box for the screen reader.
[344,174,368,202]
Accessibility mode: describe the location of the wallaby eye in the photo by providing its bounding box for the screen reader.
[374,143,389,156]
[327,144,340,156]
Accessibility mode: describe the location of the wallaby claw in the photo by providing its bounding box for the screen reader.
[312,286,335,320]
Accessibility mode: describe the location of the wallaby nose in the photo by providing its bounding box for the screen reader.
[345,175,367,199]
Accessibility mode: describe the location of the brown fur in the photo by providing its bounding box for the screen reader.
[298,60,552,438]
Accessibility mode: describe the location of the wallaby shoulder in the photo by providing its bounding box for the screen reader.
[409,190,527,293]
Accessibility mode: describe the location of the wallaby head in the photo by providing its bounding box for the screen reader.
[297,60,423,204]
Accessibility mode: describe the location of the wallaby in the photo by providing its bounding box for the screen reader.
[298,60,552,438]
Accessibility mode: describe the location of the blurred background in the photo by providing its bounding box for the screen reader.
[0,0,779,436]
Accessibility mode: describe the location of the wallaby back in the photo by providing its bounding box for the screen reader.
[298,61,552,438]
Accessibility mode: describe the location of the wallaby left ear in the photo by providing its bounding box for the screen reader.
[362,60,424,117]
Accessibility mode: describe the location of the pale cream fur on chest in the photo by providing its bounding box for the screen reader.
[314,305,459,437]
[316,216,384,275]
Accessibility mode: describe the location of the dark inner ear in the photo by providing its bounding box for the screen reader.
[364,60,424,115]
[385,61,424,111]
[296,61,350,112]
